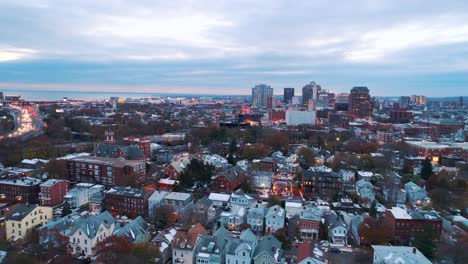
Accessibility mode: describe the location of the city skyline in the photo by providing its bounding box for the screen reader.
[1,1,468,96]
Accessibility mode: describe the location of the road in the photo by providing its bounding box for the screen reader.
[0,105,44,141]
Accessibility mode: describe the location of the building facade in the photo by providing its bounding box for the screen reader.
[68,156,146,186]
[252,84,274,109]
[39,179,70,206]
[349,86,372,117]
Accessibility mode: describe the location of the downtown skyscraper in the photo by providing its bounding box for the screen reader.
[349,86,372,117]
[283,88,294,104]
[302,81,321,107]
[252,84,274,109]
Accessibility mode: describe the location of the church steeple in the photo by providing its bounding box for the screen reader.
[105,126,115,144]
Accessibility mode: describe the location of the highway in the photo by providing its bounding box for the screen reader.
[0,105,45,141]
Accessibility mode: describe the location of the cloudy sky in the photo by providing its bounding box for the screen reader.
[0,0,468,96]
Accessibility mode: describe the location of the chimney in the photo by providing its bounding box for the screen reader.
[413,248,416,254]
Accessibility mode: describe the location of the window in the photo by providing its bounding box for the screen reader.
[19,231,22,236]
[243,252,245,257]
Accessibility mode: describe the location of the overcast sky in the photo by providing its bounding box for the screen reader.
[0,0,467,96]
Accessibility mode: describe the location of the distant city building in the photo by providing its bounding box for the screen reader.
[349,86,372,117]
[0,91,3,101]
[399,96,411,108]
[285,110,316,126]
[302,81,321,107]
[252,84,273,109]
[283,88,294,104]
[334,93,349,111]
[411,95,427,105]
[390,109,413,123]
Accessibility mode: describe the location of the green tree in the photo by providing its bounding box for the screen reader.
[62,202,72,217]
[412,224,437,259]
[268,196,282,207]
[297,147,315,168]
[420,158,433,180]
[43,159,69,180]
[369,200,377,217]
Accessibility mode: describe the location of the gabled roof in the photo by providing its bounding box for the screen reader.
[69,211,115,239]
[253,234,283,261]
[113,216,149,243]
[240,228,257,244]
[215,165,244,182]
[266,205,285,219]
[6,204,38,221]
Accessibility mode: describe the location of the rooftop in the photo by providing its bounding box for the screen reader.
[372,245,431,264]
[106,187,152,198]
[0,177,42,187]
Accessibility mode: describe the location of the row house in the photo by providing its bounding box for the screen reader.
[64,183,104,209]
[194,226,232,263]
[208,193,231,207]
[193,196,217,226]
[229,192,257,208]
[213,166,245,192]
[68,156,146,186]
[265,205,285,234]
[104,187,154,218]
[162,192,194,213]
[39,179,69,206]
[0,177,41,204]
[385,207,442,242]
[148,190,170,219]
[6,204,53,241]
[251,171,274,190]
[246,202,267,233]
[355,179,376,207]
[226,229,258,264]
[220,206,247,231]
[298,207,321,240]
[252,234,286,264]
[172,224,208,264]
[404,182,428,205]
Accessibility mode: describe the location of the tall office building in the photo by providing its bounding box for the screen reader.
[0,92,3,101]
[302,81,321,107]
[252,84,274,109]
[283,88,294,104]
[399,96,411,108]
[349,86,372,117]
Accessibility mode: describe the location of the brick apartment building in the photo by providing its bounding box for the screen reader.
[377,131,396,145]
[302,167,343,196]
[39,179,70,206]
[385,207,442,242]
[68,156,146,187]
[104,187,154,218]
[390,109,413,123]
[123,136,151,160]
[253,157,278,173]
[0,177,41,204]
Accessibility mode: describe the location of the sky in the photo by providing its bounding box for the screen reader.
[0,0,468,96]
